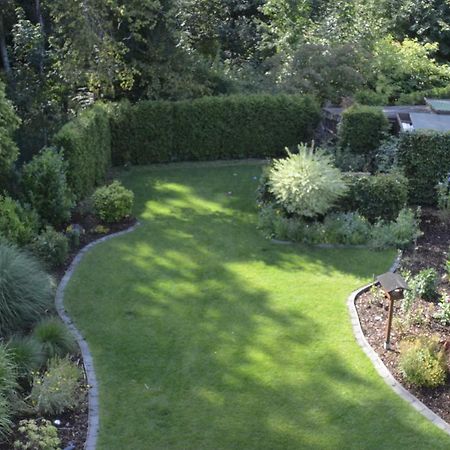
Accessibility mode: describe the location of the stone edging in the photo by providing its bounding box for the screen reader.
[347,250,450,437]
[55,223,140,450]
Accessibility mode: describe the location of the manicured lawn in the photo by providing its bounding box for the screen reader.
[65,162,450,449]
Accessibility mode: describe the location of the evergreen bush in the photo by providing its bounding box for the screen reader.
[54,103,111,199]
[21,148,74,227]
[337,105,389,158]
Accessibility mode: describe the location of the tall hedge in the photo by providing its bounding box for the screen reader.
[54,104,111,199]
[398,131,450,205]
[338,105,389,156]
[110,94,320,165]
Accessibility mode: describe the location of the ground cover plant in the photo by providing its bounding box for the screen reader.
[64,162,450,450]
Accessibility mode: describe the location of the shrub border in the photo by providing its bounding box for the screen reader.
[55,223,139,450]
[347,252,450,436]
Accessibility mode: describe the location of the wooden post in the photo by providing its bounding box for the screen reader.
[384,292,394,350]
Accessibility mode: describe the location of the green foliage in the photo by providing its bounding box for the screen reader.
[30,357,82,415]
[369,208,422,250]
[0,195,39,246]
[338,172,408,223]
[0,80,20,180]
[33,318,77,361]
[0,394,12,442]
[397,131,450,205]
[337,105,389,158]
[413,268,439,301]
[91,181,134,223]
[399,336,447,388]
[266,43,371,104]
[30,226,69,270]
[0,343,17,398]
[436,175,450,220]
[371,36,450,101]
[268,144,347,218]
[374,136,399,173]
[13,418,61,450]
[21,148,74,228]
[397,85,450,105]
[0,243,54,336]
[110,95,320,165]
[7,336,44,379]
[434,294,450,326]
[54,103,111,200]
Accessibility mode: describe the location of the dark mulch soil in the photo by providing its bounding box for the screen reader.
[355,208,450,424]
[0,214,136,449]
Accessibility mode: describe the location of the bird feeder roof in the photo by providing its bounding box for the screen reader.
[376,272,409,293]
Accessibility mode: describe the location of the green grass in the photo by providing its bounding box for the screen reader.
[65,162,450,449]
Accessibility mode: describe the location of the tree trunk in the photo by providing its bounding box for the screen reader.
[0,13,11,75]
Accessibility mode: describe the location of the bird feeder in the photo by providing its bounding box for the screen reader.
[376,272,409,350]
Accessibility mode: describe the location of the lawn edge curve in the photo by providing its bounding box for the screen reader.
[347,251,450,437]
[55,222,140,450]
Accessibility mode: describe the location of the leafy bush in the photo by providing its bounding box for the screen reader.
[110,94,321,165]
[0,195,39,246]
[371,37,450,101]
[33,318,77,360]
[397,85,450,106]
[322,213,371,245]
[13,419,61,450]
[337,105,389,159]
[8,336,44,379]
[398,131,450,205]
[91,181,134,223]
[0,80,20,181]
[0,243,54,336]
[374,136,399,173]
[268,144,347,218]
[414,268,439,301]
[21,148,74,227]
[370,208,422,249]
[65,224,83,249]
[399,336,447,388]
[338,172,409,223]
[435,294,450,326]
[30,357,82,415]
[30,226,69,270]
[54,103,111,199]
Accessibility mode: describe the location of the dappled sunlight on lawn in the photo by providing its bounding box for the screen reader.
[64,163,450,450]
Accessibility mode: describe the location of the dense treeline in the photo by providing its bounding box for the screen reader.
[1,0,450,161]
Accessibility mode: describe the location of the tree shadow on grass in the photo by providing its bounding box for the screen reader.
[67,164,448,449]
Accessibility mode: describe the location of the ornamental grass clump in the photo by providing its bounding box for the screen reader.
[33,318,77,360]
[268,144,347,218]
[0,243,54,336]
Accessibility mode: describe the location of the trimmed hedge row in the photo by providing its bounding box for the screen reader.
[53,104,111,199]
[398,131,450,205]
[110,94,320,165]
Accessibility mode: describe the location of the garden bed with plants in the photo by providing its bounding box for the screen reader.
[0,151,135,449]
[355,207,450,424]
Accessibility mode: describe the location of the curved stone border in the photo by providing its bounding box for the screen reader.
[347,251,450,437]
[55,223,140,450]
